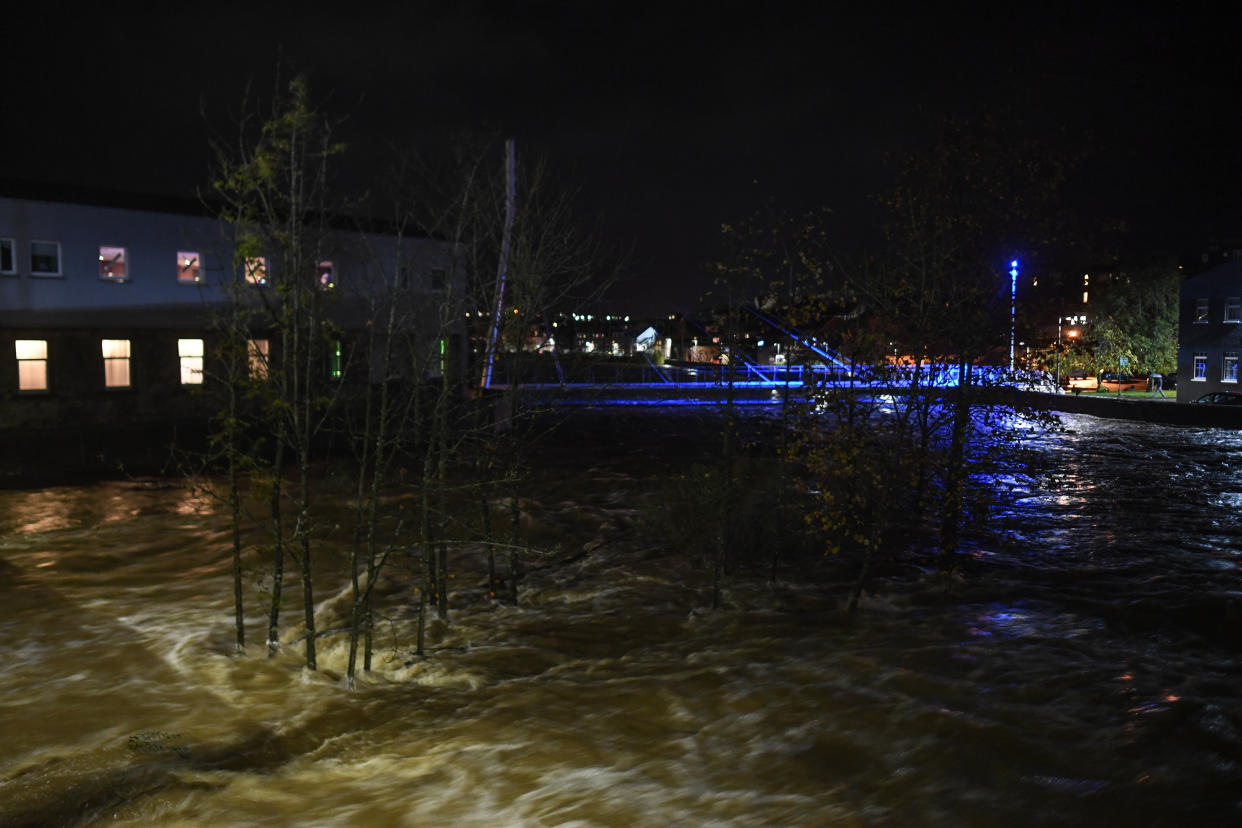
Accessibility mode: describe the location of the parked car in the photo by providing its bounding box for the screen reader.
[1096,372,1147,391]
[1193,391,1242,405]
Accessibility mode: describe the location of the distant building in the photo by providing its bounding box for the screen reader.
[0,184,452,430]
[1176,259,1242,401]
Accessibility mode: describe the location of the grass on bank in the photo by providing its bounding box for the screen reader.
[1070,388,1176,401]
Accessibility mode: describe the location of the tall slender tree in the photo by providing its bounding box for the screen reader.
[210,74,346,670]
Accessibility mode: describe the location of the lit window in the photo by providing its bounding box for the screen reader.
[328,339,342,379]
[30,241,61,276]
[245,257,268,286]
[99,246,128,281]
[1226,298,1240,323]
[101,339,131,388]
[1194,353,1207,381]
[1082,290,1089,304]
[1196,298,1210,323]
[0,238,14,275]
[15,339,48,391]
[248,339,269,379]
[178,338,204,385]
[318,261,335,289]
[177,252,201,283]
[1225,353,1239,383]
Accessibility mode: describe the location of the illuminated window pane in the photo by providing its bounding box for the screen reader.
[0,238,14,274]
[102,338,131,388]
[15,339,48,391]
[1196,298,1209,323]
[177,251,201,283]
[178,338,204,385]
[15,339,46,360]
[99,246,128,281]
[245,257,268,286]
[30,241,60,276]
[328,339,342,379]
[1194,353,1207,381]
[248,338,269,379]
[318,261,335,289]
[1225,353,1238,383]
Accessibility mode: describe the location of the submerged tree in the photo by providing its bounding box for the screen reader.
[208,74,346,670]
[867,117,1068,567]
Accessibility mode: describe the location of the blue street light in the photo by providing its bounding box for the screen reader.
[1009,258,1019,371]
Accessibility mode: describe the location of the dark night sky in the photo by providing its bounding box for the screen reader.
[6,3,1242,314]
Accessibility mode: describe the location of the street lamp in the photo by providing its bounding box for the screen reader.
[1009,259,1019,371]
[1055,316,1079,392]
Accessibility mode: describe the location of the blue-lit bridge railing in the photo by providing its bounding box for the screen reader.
[489,360,861,390]
[488,358,1058,394]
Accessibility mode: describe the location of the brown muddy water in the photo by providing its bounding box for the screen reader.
[1,408,1241,826]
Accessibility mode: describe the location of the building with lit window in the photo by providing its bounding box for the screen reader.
[0,183,453,445]
[1176,258,1242,401]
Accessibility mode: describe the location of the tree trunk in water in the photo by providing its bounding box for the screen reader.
[435,414,449,620]
[847,545,874,615]
[227,372,245,653]
[363,607,374,672]
[415,541,431,657]
[229,462,245,652]
[481,481,497,598]
[267,435,286,658]
[299,475,316,671]
[508,490,522,604]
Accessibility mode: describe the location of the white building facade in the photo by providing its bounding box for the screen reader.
[0,185,454,436]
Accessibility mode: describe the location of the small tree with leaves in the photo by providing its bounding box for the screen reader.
[208,74,347,670]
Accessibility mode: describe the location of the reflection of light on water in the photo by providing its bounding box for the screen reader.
[173,486,214,516]
[6,489,77,534]
[1212,491,1242,510]
[967,604,1104,640]
[969,608,1035,638]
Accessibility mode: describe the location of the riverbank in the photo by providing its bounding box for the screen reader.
[1015,389,1242,428]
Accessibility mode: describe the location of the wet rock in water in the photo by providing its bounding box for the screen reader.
[126,730,189,759]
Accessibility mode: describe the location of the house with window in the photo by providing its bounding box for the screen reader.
[0,183,455,440]
[1176,258,1242,401]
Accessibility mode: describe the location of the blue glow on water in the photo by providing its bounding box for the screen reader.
[554,397,788,407]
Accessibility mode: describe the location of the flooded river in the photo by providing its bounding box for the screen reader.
[1,409,1240,826]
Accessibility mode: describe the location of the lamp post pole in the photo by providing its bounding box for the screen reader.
[1055,316,1062,393]
[1009,259,1019,372]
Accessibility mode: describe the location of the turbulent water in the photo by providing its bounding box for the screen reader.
[1,409,1241,827]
